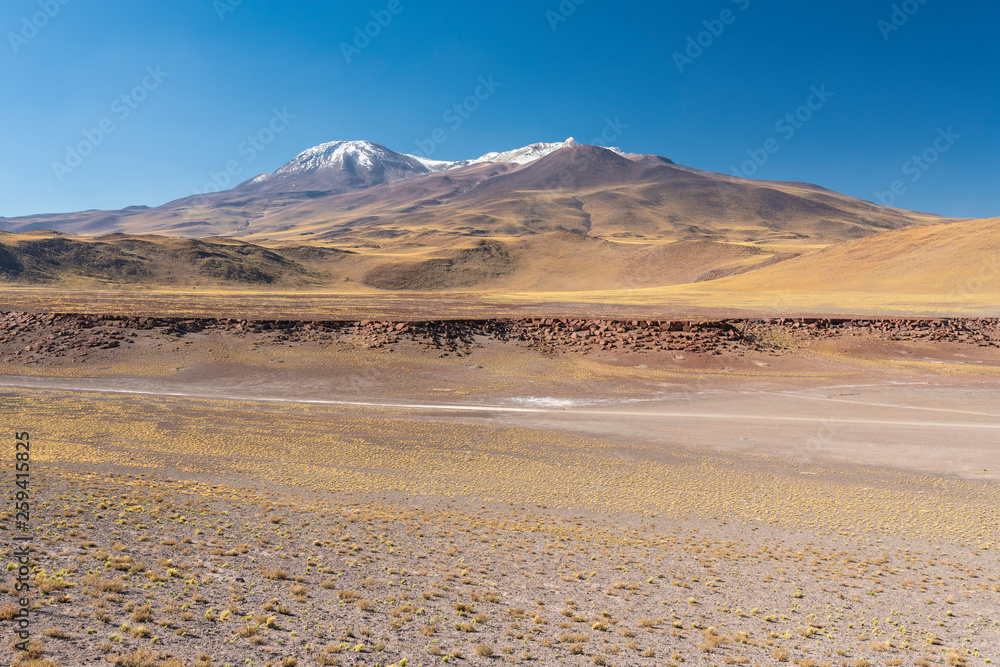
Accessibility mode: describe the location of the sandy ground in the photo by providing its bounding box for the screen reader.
[1,323,999,666]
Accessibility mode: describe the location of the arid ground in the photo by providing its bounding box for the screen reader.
[1,309,999,667]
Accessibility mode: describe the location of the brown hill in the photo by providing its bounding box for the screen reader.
[0,230,788,292]
[237,146,957,247]
[0,146,956,251]
[0,232,330,288]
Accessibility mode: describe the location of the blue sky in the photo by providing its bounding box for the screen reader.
[1,0,998,219]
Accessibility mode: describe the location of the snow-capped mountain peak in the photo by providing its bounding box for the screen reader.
[243,140,437,192]
[274,140,427,176]
[243,137,626,193]
[470,137,584,165]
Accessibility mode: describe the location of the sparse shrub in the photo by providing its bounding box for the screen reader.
[41,626,70,639]
[35,574,71,594]
[82,573,124,593]
[109,649,179,667]
[261,568,288,580]
[944,651,967,667]
[131,605,152,623]
[129,625,152,638]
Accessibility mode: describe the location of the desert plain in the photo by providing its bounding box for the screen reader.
[1,296,999,667]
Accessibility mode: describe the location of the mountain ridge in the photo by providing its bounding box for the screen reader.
[0,139,960,248]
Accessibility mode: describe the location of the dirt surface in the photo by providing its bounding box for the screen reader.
[1,311,999,666]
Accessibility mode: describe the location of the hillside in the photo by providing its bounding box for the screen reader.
[0,144,956,250]
[704,216,1000,296]
[0,230,789,292]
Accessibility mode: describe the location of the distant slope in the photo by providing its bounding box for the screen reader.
[0,232,344,288]
[0,230,790,292]
[702,217,1000,295]
[0,145,958,249]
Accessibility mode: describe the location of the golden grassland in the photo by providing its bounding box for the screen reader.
[2,320,999,664]
[2,450,999,666]
[6,388,1000,550]
[1,218,998,318]
[1,283,998,321]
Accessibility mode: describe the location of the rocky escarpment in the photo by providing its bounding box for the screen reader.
[0,312,998,364]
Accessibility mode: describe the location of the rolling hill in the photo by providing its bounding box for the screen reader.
[702,216,1000,296]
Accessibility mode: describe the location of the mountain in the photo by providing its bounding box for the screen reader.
[230,137,596,196]
[467,137,626,165]
[0,138,990,302]
[0,139,958,247]
[234,140,442,194]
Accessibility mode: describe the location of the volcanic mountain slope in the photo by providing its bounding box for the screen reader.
[232,140,449,194]
[216,145,954,247]
[0,141,956,248]
[699,216,1000,297]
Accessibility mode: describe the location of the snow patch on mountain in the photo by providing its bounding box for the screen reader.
[406,155,465,172]
[246,137,630,190]
[472,137,579,165]
[275,140,428,176]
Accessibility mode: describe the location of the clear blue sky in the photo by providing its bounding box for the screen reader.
[1,0,998,219]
